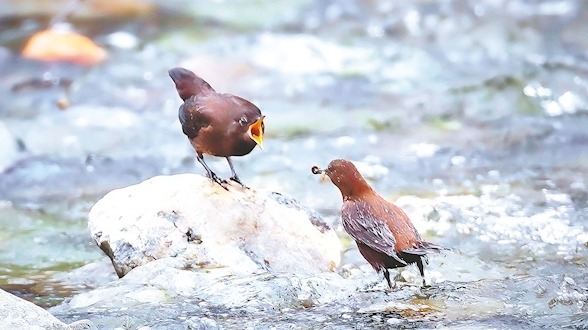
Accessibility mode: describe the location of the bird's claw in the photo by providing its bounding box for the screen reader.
[208,172,229,191]
[229,176,249,189]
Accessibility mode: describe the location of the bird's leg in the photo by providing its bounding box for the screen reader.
[383,269,396,290]
[416,258,427,287]
[196,153,228,190]
[226,157,248,189]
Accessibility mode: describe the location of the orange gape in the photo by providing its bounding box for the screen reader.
[169,67,265,190]
[312,159,444,289]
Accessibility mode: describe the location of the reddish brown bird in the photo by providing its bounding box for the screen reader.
[169,67,265,189]
[312,159,443,289]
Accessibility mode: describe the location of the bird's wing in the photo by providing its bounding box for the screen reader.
[342,204,407,265]
[178,100,209,139]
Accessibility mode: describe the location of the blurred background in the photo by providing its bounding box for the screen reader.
[0,0,587,328]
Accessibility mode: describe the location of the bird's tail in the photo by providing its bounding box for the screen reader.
[168,67,215,101]
[402,241,447,255]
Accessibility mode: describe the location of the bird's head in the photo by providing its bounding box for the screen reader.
[247,115,265,149]
[312,159,372,199]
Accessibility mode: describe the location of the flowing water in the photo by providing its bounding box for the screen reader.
[1,0,587,328]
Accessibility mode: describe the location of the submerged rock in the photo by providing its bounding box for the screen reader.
[0,289,96,330]
[88,174,341,278]
[58,257,350,312]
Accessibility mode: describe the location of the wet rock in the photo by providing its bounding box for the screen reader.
[0,288,96,330]
[184,317,219,330]
[53,257,351,319]
[550,276,588,309]
[53,259,118,290]
[88,174,341,278]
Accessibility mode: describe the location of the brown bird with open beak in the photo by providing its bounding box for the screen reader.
[312,159,443,289]
[169,67,265,190]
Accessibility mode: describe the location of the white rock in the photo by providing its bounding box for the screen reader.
[0,289,96,330]
[0,288,65,330]
[88,174,341,278]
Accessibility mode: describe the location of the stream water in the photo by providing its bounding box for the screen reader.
[1,0,587,328]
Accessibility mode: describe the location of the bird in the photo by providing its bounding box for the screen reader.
[168,67,265,190]
[311,159,444,289]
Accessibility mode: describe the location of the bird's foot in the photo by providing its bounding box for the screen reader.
[208,172,229,191]
[385,281,398,294]
[229,176,249,189]
[383,269,397,292]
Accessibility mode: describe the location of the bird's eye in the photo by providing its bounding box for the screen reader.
[239,116,248,126]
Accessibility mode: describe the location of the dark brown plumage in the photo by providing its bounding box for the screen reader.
[312,159,443,289]
[169,67,265,189]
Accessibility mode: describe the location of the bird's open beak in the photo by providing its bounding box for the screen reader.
[248,115,265,149]
[311,166,329,182]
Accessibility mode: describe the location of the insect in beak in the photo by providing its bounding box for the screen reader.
[311,166,329,182]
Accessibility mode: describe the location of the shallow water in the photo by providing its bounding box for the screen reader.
[1,0,588,328]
